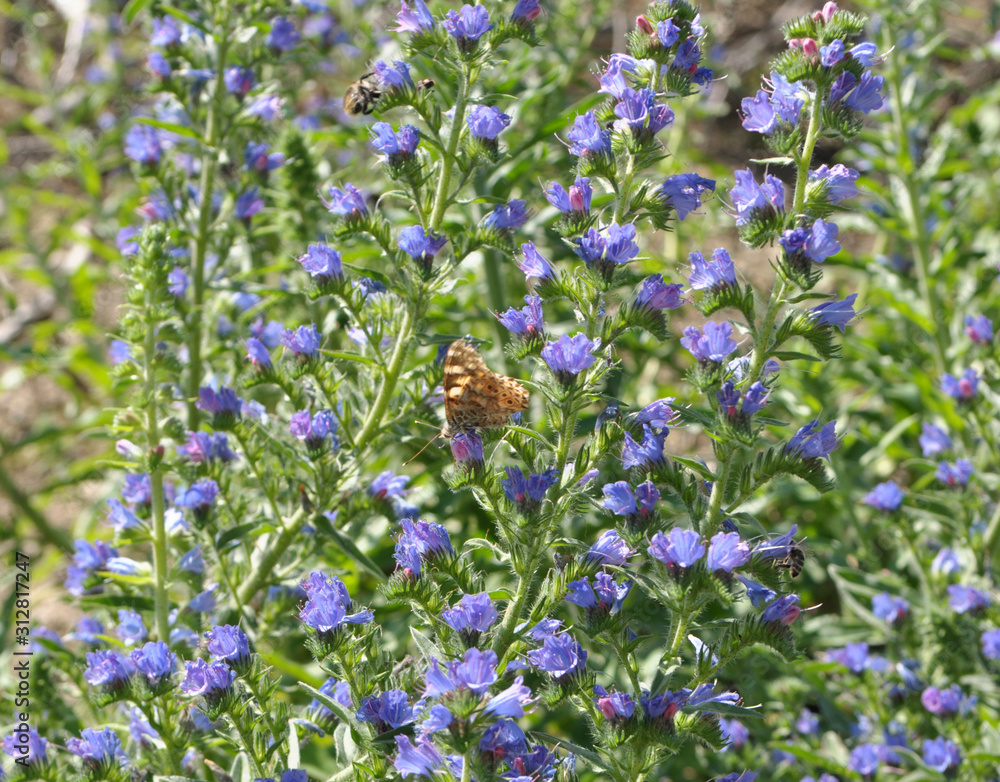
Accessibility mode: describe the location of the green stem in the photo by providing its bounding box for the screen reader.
[186,28,231,429]
[144,303,171,643]
[883,28,947,374]
[237,508,307,605]
[428,64,469,232]
[666,608,688,660]
[492,534,542,657]
[704,452,732,535]
[228,707,267,778]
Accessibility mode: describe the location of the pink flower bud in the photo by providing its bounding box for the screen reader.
[821,1,838,22]
[802,38,819,56]
[635,15,655,35]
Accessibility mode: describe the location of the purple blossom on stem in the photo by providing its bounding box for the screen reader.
[706,532,750,572]
[636,275,683,311]
[545,177,592,216]
[940,368,979,401]
[298,244,343,281]
[326,183,367,219]
[124,125,163,166]
[648,528,705,570]
[947,584,990,614]
[811,293,858,332]
[281,324,321,357]
[659,173,716,219]
[936,459,973,487]
[786,419,839,461]
[443,5,492,47]
[964,314,993,343]
[681,321,738,363]
[394,0,434,34]
[541,333,597,382]
[862,481,904,512]
[567,111,611,156]
[467,104,511,140]
[586,529,632,566]
[622,425,666,469]
[730,169,785,225]
[809,163,859,203]
[516,242,555,283]
[483,199,529,232]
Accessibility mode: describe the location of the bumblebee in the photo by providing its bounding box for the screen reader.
[343,74,436,116]
[775,545,805,578]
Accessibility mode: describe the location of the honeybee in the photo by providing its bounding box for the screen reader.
[774,545,805,578]
[343,73,436,116]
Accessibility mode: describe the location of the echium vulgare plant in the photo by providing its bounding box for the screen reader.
[2,1,887,781]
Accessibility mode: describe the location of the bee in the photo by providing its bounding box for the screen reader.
[774,545,805,578]
[343,73,436,116]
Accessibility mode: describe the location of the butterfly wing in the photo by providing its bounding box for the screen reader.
[443,339,529,433]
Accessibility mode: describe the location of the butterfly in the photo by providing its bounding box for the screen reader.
[443,339,529,435]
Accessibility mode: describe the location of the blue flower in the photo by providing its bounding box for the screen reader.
[150,16,181,47]
[502,466,558,511]
[297,243,343,281]
[964,314,993,343]
[326,183,367,218]
[688,248,736,291]
[811,293,858,332]
[425,648,498,696]
[300,570,374,632]
[597,53,637,99]
[281,324,321,357]
[2,726,49,766]
[981,628,1000,660]
[527,633,588,679]
[312,678,352,719]
[196,386,242,418]
[574,223,640,273]
[479,718,528,761]
[372,60,413,89]
[593,685,636,722]
[179,658,236,698]
[613,87,674,137]
[370,122,420,162]
[681,321,737,363]
[247,93,284,120]
[567,111,611,156]
[394,736,445,778]
[224,66,256,97]
[84,649,135,688]
[761,594,801,626]
[267,16,300,51]
[947,584,990,614]
[124,125,163,166]
[290,410,339,453]
[397,518,454,562]
[541,333,597,382]
[779,219,841,263]
[443,4,492,44]
[720,718,749,749]
[635,479,659,514]
[205,625,251,667]
[483,199,529,231]
[936,458,973,487]
[358,690,413,732]
[741,89,777,134]
[130,641,176,683]
[706,531,749,572]
[393,0,434,34]
[235,187,264,221]
[786,419,839,461]
[485,677,533,719]
[621,425,666,469]
[517,242,555,282]
[496,294,544,338]
[922,737,961,773]
[648,528,705,569]
[848,743,880,776]
[730,169,785,225]
[862,481,904,512]
[768,72,805,123]
[66,727,127,766]
[450,431,484,467]
[116,609,147,647]
[921,684,964,715]
[602,481,637,516]
[71,616,105,645]
[148,51,171,77]
[511,0,541,23]
[545,176,592,216]
[565,573,631,616]
[737,575,776,607]
[809,163,859,203]
[656,18,680,47]
[940,368,978,401]
[872,592,909,624]
[636,275,683,311]
[442,592,498,637]
[659,173,716,219]
[634,398,677,430]
[467,104,511,140]
[586,529,632,566]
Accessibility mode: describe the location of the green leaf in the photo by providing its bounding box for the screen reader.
[410,627,445,663]
[122,0,155,24]
[529,732,611,773]
[681,701,764,719]
[320,350,379,366]
[298,682,359,731]
[322,524,387,583]
[216,522,261,551]
[770,350,821,362]
[136,117,202,142]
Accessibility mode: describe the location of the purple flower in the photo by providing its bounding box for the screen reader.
[116,226,140,256]
[541,333,597,382]
[706,531,750,572]
[741,90,777,134]
[786,419,839,461]
[659,173,716,220]
[636,479,661,515]
[450,431,484,467]
[574,222,640,268]
[235,187,264,221]
[737,575,776,607]
[394,736,445,777]
[443,5,492,44]
[932,547,961,577]
[730,169,785,224]
[467,104,511,140]
[613,87,674,136]
[370,122,420,162]
[267,16,300,50]
[2,726,48,766]
[281,324,321,357]
[656,18,680,47]
[940,368,979,401]
[517,242,555,282]
[393,0,434,34]
[981,628,1000,660]
[71,616,105,645]
[246,93,284,120]
[922,737,961,773]
[851,41,879,67]
[224,66,256,97]
[768,72,805,124]
[372,59,413,90]
[204,625,251,667]
[398,226,447,266]
[244,141,285,172]
[502,466,558,511]
[545,176,592,216]
[681,321,738,363]
[593,685,636,722]
[124,125,162,166]
[299,570,374,632]
[167,266,189,297]
[634,398,677,430]
[442,592,498,637]
[586,529,632,566]
[811,293,858,332]
[479,718,528,762]
[621,424,666,469]
[105,499,141,532]
[511,0,541,23]
[497,294,544,338]
[779,219,841,263]
[197,386,242,417]
[425,648,498,696]
[483,199,529,232]
[862,481,904,512]
[603,482,637,516]
[720,718,749,749]
[688,248,736,291]
[312,677,352,719]
[371,471,410,501]
[84,650,135,688]
[116,609,147,647]
[176,479,219,516]
[947,584,990,614]
[761,594,801,626]
[809,163,859,203]
[636,275,683,311]
[648,528,705,569]
[848,744,880,776]
[242,337,271,369]
[326,183,367,218]
[527,633,588,679]
[297,243,343,282]
[130,641,177,682]
[846,72,885,113]
[67,727,127,766]
[358,690,414,732]
[964,314,993,343]
[398,518,454,564]
[820,38,845,66]
[921,684,964,715]
[565,573,631,614]
[150,16,181,47]
[179,658,236,698]
[567,111,611,156]
[597,53,636,99]
[872,592,908,624]
[936,459,973,487]
[148,51,171,77]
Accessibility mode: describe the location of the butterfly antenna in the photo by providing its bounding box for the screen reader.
[403,430,445,467]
